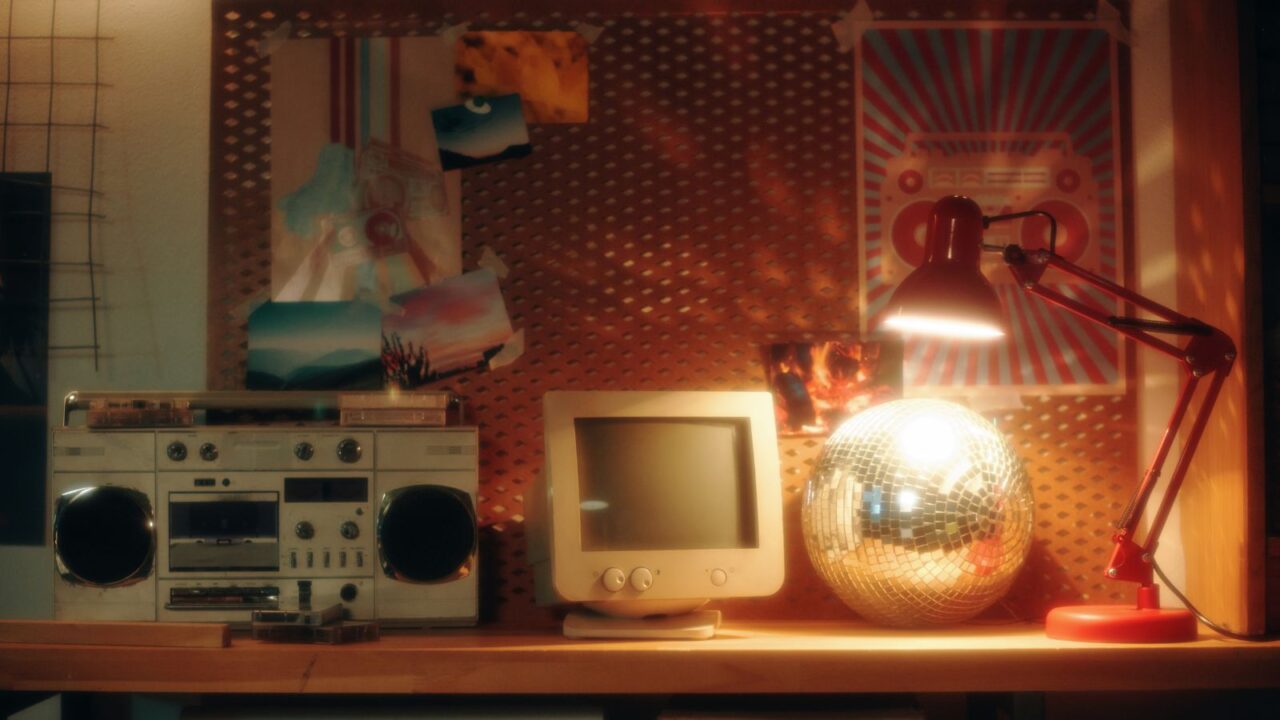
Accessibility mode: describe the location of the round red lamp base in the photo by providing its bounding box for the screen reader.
[1045,604,1198,643]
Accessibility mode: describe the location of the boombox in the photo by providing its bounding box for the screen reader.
[50,392,478,627]
[879,132,1102,286]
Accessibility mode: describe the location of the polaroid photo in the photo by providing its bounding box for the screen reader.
[764,338,904,436]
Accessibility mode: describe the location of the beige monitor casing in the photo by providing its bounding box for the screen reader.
[529,391,785,617]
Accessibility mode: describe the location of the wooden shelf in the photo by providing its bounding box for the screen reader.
[3,622,1280,695]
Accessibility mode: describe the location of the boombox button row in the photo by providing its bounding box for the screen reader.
[288,550,365,569]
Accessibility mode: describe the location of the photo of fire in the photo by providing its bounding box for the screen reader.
[764,339,903,436]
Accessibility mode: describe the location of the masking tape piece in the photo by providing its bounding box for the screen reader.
[439,22,471,44]
[830,1,874,54]
[575,23,605,44]
[256,21,292,58]
[477,246,510,279]
[1096,0,1133,46]
[488,329,526,371]
[964,389,1026,416]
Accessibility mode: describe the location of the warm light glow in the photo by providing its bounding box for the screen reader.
[882,313,1005,340]
[896,413,958,469]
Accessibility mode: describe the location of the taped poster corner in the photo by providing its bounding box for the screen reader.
[255,21,293,58]
[1096,0,1132,45]
[230,287,272,325]
[574,22,605,44]
[438,22,471,44]
[488,329,525,371]
[830,1,874,54]
[477,246,510,279]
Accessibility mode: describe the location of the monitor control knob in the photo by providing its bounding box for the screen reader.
[294,442,314,461]
[629,567,654,592]
[340,521,360,540]
[601,567,626,592]
[295,521,315,540]
[199,443,218,462]
[337,438,362,463]
[710,568,728,587]
[166,441,187,462]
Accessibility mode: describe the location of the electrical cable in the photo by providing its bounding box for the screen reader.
[1151,557,1276,642]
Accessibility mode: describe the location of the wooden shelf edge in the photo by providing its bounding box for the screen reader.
[2,623,1280,695]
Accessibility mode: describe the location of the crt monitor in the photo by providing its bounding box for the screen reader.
[528,391,784,638]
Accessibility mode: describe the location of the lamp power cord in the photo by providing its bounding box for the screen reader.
[1150,557,1276,642]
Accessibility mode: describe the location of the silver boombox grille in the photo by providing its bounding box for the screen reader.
[51,391,478,627]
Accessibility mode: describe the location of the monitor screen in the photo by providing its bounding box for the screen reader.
[574,418,758,551]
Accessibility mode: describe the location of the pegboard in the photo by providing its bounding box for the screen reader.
[208,2,1137,628]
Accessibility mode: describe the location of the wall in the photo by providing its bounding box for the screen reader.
[0,4,208,717]
[0,4,208,716]
[0,2,1190,616]
[0,0,1208,683]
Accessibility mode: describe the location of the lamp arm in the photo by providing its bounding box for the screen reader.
[996,243,1236,587]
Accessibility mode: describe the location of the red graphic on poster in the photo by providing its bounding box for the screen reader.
[857,27,1126,394]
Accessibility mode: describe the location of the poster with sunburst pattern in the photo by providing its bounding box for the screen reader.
[856,23,1128,395]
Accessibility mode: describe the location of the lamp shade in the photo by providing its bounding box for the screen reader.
[880,196,1005,340]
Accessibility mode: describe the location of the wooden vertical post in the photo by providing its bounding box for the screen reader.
[1169,0,1266,634]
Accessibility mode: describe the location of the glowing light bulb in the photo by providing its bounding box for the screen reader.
[882,314,1005,340]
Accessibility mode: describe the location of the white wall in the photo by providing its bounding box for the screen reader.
[0,0,208,617]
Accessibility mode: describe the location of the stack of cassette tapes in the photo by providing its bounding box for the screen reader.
[251,582,380,644]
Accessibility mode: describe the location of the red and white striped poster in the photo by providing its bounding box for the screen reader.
[856,23,1127,395]
[270,37,462,303]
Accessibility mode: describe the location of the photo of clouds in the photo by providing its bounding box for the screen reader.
[383,269,514,388]
[247,301,383,390]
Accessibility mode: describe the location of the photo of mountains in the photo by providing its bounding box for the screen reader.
[247,301,383,390]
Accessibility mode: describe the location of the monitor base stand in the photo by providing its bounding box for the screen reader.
[562,608,722,640]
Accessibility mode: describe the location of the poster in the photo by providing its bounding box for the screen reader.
[270,37,462,303]
[856,24,1127,395]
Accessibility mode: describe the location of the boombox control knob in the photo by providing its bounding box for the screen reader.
[340,583,358,602]
[337,438,362,464]
[340,521,360,540]
[294,521,315,540]
[166,441,187,462]
[199,443,218,462]
[294,442,314,461]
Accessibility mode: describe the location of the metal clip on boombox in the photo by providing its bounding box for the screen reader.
[51,391,478,627]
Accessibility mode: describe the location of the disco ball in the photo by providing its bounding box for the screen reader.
[802,398,1034,627]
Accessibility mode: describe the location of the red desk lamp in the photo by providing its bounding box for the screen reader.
[881,195,1236,643]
